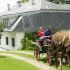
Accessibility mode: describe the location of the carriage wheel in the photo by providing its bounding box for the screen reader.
[47,51,52,66]
[34,46,40,61]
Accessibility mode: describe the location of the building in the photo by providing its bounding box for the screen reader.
[0,0,70,50]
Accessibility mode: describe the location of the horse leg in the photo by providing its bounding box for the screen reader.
[66,47,70,67]
[58,58,62,70]
[55,52,59,69]
[68,54,70,67]
[66,52,70,67]
[58,48,66,70]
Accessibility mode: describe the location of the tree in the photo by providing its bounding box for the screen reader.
[21,32,33,50]
[21,0,70,4]
[0,22,5,32]
[21,0,29,3]
[48,0,70,4]
[21,31,38,50]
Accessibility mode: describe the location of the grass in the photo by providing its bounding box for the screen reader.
[8,52,70,70]
[63,65,70,70]
[0,50,35,59]
[0,55,40,70]
[0,50,33,53]
[10,52,35,59]
[20,50,33,52]
[0,51,35,60]
[0,50,70,70]
[51,61,70,70]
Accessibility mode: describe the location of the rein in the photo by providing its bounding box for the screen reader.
[51,44,62,55]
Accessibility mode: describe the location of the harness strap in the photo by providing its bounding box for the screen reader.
[61,32,69,46]
[52,46,62,55]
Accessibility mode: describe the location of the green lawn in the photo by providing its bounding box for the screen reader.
[9,52,70,70]
[0,51,35,59]
[0,51,70,70]
[63,65,70,70]
[0,56,40,70]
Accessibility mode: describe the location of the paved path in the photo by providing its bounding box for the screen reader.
[0,51,46,57]
[0,50,33,55]
[0,53,56,70]
[10,51,33,55]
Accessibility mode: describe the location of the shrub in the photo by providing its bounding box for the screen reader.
[21,32,37,50]
[0,22,5,32]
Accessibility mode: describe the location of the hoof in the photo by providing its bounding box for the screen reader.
[68,64,70,67]
[58,66,62,70]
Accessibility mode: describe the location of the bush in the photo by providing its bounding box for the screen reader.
[21,32,37,50]
[0,22,5,32]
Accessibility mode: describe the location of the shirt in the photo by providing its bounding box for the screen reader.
[37,31,44,37]
[44,29,52,36]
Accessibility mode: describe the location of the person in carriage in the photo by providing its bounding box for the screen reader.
[36,26,45,51]
[44,26,52,47]
[36,26,52,51]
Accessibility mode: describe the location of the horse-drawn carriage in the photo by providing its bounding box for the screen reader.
[33,36,54,65]
[33,31,70,70]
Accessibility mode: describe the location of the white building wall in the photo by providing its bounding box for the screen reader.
[0,32,24,50]
[15,32,24,50]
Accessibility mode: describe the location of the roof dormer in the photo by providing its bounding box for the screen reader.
[29,0,35,5]
[29,0,41,5]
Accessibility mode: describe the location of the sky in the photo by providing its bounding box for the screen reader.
[0,0,19,14]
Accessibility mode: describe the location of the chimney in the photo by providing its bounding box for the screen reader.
[7,4,10,11]
[17,1,21,7]
[29,0,35,5]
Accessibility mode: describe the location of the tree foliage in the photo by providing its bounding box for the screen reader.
[21,0,70,4]
[21,0,29,3]
[48,0,70,4]
[21,31,37,50]
[21,32,32,50]
[0,22,5,32]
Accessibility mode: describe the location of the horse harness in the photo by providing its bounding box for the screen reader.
[51,33,69,55]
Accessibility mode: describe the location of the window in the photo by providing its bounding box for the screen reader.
[0,34,1,45]
[32,0,35,5]
[3,19,9,27]
[11,38,15,47]
[6,37,8,45]
[0,34,1,39]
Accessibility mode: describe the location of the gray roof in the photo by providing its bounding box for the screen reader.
[0,1,70,32]
[0,9,70,19]
[0,3,41,17]
[0,1,70,17]
[14,11,70,32]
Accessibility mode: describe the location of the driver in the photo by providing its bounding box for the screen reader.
[37,27,45,51]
